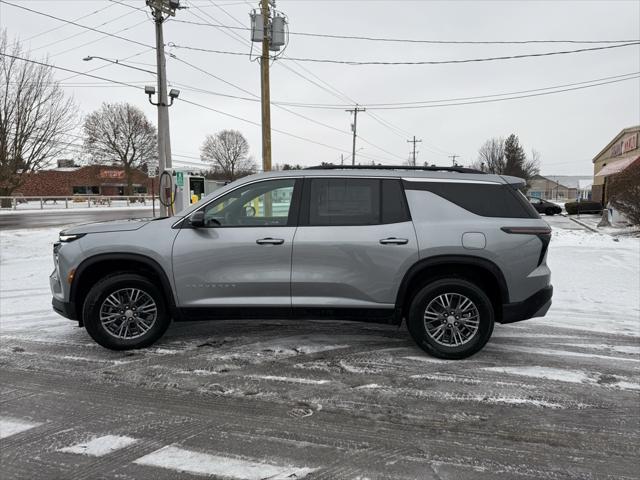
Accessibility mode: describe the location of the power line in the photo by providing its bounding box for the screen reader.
[168,1,435,158]
[169,19,640,45]
[168,41,640,65]
[31,8,141,54]
[50,20,149,59]
[176,3,406,161]
[24,2,117,41]
[0,0,154,50]
[0,54,395,163]
[365,74,640,110]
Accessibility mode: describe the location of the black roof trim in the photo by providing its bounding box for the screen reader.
[304,165,485,174]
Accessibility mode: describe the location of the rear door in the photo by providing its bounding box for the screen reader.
[291,177,419,309]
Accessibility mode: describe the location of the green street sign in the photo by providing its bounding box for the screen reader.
[176,171,184,187]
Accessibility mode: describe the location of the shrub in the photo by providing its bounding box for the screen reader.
[607,160,640,225]
[565,201,602,215]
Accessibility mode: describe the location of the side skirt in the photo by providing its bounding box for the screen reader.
[177,307,397,324]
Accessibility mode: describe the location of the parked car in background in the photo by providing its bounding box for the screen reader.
[528,197,562,216]
[51,166,553,360]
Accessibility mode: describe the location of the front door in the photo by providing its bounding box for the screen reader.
[172,178,301,308]
[291,177,419,308]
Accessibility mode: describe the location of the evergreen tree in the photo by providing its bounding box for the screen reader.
[504,134,528,178]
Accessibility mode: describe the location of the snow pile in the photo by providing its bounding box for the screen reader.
[539,229,640,337]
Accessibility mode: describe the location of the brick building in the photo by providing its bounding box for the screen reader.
[592,125,640,204]
[15,165,153,196]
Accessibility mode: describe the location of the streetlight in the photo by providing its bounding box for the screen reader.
[145,86,180,107]
[82,56,156,75]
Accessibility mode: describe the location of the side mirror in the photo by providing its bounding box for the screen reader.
[189,211,205,228]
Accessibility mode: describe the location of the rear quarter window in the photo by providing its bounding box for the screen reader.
[403,181,539,218]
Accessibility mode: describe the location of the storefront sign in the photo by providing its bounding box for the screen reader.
[99,169,125,179]
[623,133,638,154]
[611,133,638,157]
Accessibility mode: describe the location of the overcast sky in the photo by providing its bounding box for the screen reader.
[2,0,639,175]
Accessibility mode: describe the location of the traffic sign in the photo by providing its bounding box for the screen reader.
[176,171,184,187]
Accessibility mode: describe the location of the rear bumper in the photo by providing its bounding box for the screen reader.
[500,285,553,324]
[52,297,77,321]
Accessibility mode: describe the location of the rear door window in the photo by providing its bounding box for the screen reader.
[308,178,380,226]
[304,178,411,226]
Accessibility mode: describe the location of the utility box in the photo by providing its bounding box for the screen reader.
[270,15,286,50]
[250,13,265,42]
[170,169,210,214]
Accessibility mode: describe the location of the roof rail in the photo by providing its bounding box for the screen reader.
[304,165,486,174]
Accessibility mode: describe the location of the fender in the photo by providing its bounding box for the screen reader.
[70,253,178,315]
[395,254,510,311]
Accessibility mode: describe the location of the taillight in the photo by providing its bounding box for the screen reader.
[501,226,552,266]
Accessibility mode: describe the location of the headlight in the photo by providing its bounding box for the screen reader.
[59,233,86,243]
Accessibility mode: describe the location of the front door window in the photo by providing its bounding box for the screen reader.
[201,178,296,227]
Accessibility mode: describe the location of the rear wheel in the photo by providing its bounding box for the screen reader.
[407,279,494,359]
[82,273,170,350]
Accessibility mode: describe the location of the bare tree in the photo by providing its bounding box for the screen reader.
[471,137,505,173]
[471,135,540,184]
[524,148,542,182]
[83,102,157,195]
[0,31,77,206]
[607,160,640,225]
[200,130,256,181]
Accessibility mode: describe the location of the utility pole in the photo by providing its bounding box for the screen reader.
[449,154,460,166]
[250,2,286,172]
[146,0,180,216]
[346,106,366,165]
[260,0,272,172]
[407,136,422,166]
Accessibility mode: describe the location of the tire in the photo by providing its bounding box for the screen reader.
[82,273,170,350]
[407,278,494,360]
[545,207,556,216]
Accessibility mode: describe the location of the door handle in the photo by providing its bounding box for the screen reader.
[256,237,285,245]
[380,237,409,245]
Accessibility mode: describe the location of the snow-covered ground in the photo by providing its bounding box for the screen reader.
[2,223,638,341]
[1,199,155,212]
[1,220,639,478]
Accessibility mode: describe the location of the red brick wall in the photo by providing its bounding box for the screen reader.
[15,166,153,196]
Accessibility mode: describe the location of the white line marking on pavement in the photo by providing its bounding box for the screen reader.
[59,435,137,456]
[249,375,330,385]
[0,417,41,439]
[488,345,640,363]
[134,445,317,479]
[483,366,591,384]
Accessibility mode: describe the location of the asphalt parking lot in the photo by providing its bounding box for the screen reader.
[1,216,638,479]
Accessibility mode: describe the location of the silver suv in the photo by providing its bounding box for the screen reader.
[51,166,553,359]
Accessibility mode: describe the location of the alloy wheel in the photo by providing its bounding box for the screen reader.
[423,293,480,347]
[99,288,157,340]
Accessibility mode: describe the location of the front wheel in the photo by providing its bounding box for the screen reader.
[82,273,170,350]
[407,279,494,359]
[545,207,557,216]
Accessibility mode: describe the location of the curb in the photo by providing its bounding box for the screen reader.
[563,214,599,233]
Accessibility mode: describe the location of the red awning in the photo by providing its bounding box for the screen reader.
[595,156,640,177]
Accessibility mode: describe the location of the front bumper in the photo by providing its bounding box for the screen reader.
[52,297,77,320]
[51,270,77,321]
[500,285,553,324]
